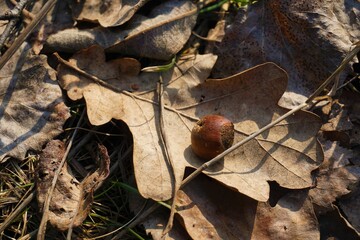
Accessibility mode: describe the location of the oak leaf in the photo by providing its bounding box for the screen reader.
[213,0,360,96]
[144,175,320,240]
[58,45,323,202]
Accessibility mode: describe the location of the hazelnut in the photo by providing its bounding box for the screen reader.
[191,115,234,160]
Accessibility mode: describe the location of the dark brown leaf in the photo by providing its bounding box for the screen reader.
[213,0,360,96]
[160,174,319,239]
[35,140,110,231]
[309,138,360,214]
[339,180,360,232]
[0,43,69,162]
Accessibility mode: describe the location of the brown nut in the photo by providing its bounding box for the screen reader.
[191,115,234,160]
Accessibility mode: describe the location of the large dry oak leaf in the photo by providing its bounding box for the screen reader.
[58,46,323,202]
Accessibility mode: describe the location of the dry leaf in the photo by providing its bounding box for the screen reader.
[176,175,257,239]
[253,190,320,240]
[309,138,360,214]
[310,165,360,214]
[70,0,148,27]
[212,0,360,96]
[58,46,216,200]
[136,61,321,202]
[106,0,197,59]
[142,209,192,240]
[45,0,197,60]
[205,19,226,53]
[58,45,143,125]
[35,140,110,231]
[320,139,353,168]
[150,174,319,239]
[59,45,322,202]
[0,43,69,162]
[339,184,360,233]
[321,101,353,132]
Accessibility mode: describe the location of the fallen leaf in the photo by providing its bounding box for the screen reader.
[58,45,142,126]
[339,180,360,233]
[45,0,198,60]
[320,138,353,168]
[309,138,360,214]
[158,63,321,201]
[106,0,197,59]
[309,165,360,214]
[70,0,148,27]
[158,174,319,239]
[212,0,360,96]
[35,140,110,231]
[0,43,69,162]
[176,174,257,239]
[254,191,320,240]
[59,45,322,202]
[142,209,192,240]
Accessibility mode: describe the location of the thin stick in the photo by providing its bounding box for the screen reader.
[0,0,30,49]
[158,74,179,235]
[37,109,85,240]
[0,0,57,71]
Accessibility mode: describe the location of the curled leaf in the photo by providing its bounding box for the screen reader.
[35,140,110,231]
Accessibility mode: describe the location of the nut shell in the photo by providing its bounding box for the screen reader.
[191,115,234,160]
